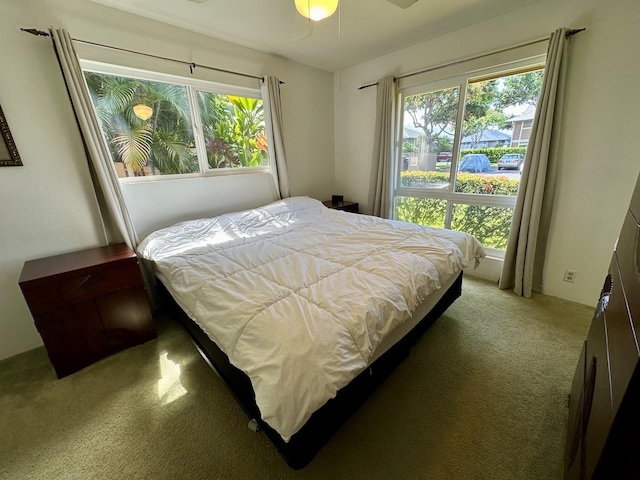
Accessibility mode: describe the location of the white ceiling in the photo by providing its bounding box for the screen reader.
[88,0,541,72]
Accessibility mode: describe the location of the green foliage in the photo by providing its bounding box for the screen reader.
[397,170,517,248]
[229,96,268,167]
[85,72,197,175]
[402,141,418,153]
[111,126,152,170]
[111,124,152,172]
[463,80,499,125]
[497,71,544,108]
[460,79,511,147]
[402,70,543,161]
[434,137,453,154]
[400,170,520,195]
[401,170,450,188]
[395,197,446,228]
[150,128,199,174]
[395,70,542,250]
[452,204,513,249]
[198,92,268,169]
[462,109,510,146]
[404,81,506,149]
[454,173,520,195]
[459,71,544,150]
[84,72,268,176]
[404,87,459,145]
[460,147,527,164]
[394,195,514,249]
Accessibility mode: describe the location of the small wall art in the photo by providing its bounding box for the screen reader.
[0,105,22,167]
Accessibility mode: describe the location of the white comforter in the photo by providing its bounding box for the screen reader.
[138,197,485,441]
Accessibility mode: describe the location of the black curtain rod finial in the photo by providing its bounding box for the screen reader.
[21,28,50,37]
[566,27,586,37]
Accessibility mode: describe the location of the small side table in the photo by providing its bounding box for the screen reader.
[323,200,359,213]
[19,243,156,378]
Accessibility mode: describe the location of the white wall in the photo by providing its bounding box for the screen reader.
[334,0,640,307]
[0,0,335,360]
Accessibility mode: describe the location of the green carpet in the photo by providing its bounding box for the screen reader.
[0,277,592,480]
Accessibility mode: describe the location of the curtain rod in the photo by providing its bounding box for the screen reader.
[20,28,283,84]
[358,28,586,90]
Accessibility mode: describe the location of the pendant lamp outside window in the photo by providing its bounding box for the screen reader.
[295,0,339,21]
[133,104,153,120]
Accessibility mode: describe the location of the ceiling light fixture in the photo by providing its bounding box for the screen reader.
[133,104,153,120]
[385,0,418,8]
[295,0,339,21]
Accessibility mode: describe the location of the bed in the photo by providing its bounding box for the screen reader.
[137,196,485,468]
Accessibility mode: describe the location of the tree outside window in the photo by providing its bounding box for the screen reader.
[84,71,269,178]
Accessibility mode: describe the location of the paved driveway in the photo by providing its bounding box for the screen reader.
[433,164,522,179]
[486,166,521,178]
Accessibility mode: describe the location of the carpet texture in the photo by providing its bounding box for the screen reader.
[0,277,592,480]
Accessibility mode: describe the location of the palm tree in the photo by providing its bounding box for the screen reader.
[85,72,269,175]
[84,72,198,175]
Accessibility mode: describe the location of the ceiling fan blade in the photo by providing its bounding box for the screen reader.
[385,0,418,8]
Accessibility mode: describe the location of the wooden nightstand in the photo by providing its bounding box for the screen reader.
[323,200,359,213]
[19,243,156,378]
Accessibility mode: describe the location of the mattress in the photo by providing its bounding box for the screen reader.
[138,197,485,441]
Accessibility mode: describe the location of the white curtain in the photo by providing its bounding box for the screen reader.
[50,28,159,306]
[499,28,571,297]
[50,28,140,249]
[261,76,290,199]
[368,76,396,218]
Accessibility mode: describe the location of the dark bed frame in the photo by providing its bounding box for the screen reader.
[160,271,463,469]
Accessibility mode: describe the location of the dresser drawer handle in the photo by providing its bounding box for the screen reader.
[583,356,598,429]
[635,224,640,274]
[595,274,612,318]
[61,274,98,299]
[595,294,610,318]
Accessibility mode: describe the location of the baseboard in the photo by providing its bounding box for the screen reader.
[464,255,502,283]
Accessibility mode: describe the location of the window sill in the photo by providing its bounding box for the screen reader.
[118,167,272,184]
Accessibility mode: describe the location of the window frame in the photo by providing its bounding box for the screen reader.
[394,57,546,258]
[80,60,272,183]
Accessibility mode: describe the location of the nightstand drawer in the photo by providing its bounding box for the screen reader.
[21,259,143,315]
[19,244,155,377]
[35,301,110,378]
[98,287,157,350]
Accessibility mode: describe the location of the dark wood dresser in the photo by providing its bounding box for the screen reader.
[19,243,156,378]
[323,200,358,213]
[565,176,640,479]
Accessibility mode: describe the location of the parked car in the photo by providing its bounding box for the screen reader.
[458,154,491,173]
[498,153,524,170]
[437,152,452,162]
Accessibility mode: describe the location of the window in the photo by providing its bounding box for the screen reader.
[82,62,270,180]
[396,66,544,255]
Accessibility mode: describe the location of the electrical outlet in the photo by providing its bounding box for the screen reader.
[563,270,577,283]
